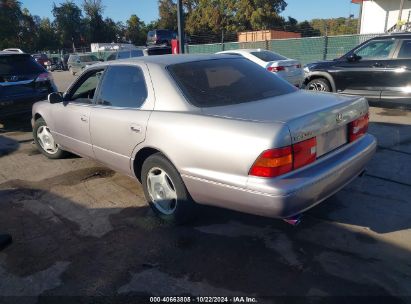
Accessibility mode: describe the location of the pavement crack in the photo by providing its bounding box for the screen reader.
[377,146,411,156]
[364,173,411,188]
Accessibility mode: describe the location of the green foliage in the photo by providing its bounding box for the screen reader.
[310,17,359,36]
[0,0,23,50]
[183,0,287,35]
[125,14,147,45]
[52,1,83,49]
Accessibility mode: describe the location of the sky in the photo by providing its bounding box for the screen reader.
[20,0,360,24]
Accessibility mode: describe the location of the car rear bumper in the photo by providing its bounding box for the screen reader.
[182,134,377,218]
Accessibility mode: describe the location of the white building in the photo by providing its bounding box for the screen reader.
[355,0,411,34]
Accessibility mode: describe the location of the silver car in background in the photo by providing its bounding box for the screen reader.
[217,49,304,87]
[32,55,376,224]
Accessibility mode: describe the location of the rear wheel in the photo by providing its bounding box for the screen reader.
[33,118,67,159]
[306,78,331,92]
[141,153,197,224]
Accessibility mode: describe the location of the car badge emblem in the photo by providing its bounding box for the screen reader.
[336,113,343,123]
[9,76,18,82]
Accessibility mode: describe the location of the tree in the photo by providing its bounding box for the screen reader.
[158,0,177,30]
[82,0,106,42]
[0,0,23,50]
[235,0,287,31]
[125,14,146,45]
[37,18,60,51]
[310,18,358,36]
[52,1,84,49]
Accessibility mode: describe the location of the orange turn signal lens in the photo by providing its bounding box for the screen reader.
[249,146,293,178]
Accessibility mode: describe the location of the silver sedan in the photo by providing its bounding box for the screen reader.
[32,54,376,224]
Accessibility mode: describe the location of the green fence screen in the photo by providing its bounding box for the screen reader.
[187,33,382,64]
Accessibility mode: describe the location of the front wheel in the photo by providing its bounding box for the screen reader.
[33,118,67,159]
[141,153,197,224]
[306,78,331,92]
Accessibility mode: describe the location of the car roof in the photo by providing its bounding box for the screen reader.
[0,51,28,56]
[218,49,266,54]
[102,53,240,67]
[372,32,411,39]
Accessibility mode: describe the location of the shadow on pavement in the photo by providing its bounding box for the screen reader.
[0,114,32,134]
[0,182,410,300]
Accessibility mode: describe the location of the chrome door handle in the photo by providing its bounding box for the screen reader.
[80,116,88,122]
[130,125,142,133]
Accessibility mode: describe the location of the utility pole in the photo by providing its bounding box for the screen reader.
[397,0,405,31]
[177,0,185,54]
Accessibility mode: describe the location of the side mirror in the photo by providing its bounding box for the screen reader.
[347,53,361,62]
[48,92,63,104]
[76,60,81,63]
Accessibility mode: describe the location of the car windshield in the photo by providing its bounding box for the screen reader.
[168,58,295,107]
[33,54,48,59]
[251,51,287,62]
[0,54,44,76]
[80,55,99,62]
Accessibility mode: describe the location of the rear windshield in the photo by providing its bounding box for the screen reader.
[157,30,172,38]
[146,47,171,56]
[168,58,295,107]
[251,51,287,62]
[80,55,99,62]
[0,54,44,76]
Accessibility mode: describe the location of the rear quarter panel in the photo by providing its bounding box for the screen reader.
[133,111,291,189]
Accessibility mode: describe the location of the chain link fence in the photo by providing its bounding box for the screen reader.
[187,33,383,64]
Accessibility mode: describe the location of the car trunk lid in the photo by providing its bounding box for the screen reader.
[202,90,369,146]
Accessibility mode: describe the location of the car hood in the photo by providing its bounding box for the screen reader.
[305,59,340,70]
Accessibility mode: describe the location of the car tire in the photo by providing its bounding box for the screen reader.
[306,78,331,92]
[141,153,197,224]
[33,118,67,159]
[69,67,75,76]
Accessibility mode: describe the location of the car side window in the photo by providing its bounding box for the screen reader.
[397,40,411,59]
[70,69,105,104]
[355,40,395,59]
[96,65,148,108]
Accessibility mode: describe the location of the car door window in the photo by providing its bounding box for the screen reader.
[70,69,104,104]
[397,40,411,59]
[96,65,147,108]
[355,40,395,59]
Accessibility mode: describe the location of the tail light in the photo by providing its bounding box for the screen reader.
[293,137,317,169]
[249,147,293,178]
[250,138,317,178]
[45,61,51,66]
[35,72,52,82]
[349,113,369,142]
[267,66,285,72]
[296,64,301,68]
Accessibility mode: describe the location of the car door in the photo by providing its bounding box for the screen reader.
[51,68,105,158]
[381,38,411,107]
[90,63,155,176]
[331,38,397,102]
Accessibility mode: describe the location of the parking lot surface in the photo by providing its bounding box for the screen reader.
[0,71,411,302]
